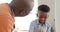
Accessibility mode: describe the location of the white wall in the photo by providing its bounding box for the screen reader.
[38,0,55,31]
[14,0,38,30]
[55,0,60,32]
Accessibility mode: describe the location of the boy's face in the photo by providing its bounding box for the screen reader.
[37,12,48,24]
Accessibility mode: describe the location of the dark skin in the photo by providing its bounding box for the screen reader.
[37,12,48,24]
[12,0,34,16]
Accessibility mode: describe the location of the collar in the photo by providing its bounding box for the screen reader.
[36,19,47,26]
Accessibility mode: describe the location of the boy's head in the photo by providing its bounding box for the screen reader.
[37,5,50,24]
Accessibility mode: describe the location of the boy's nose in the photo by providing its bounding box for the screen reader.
[41,18,45,21]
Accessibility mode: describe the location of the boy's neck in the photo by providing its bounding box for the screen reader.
[39,21,45,25]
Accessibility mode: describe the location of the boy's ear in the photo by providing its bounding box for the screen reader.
[47,15,49,17]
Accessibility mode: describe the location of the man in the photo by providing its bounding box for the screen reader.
[10,0,34,16]
[0,3,14,32]
[0,0,34,32]
[29,5,51,32]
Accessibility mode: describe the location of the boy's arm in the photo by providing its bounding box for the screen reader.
[29,21,35,32]
[47,25,51,32]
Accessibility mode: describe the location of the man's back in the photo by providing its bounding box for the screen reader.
[0,3,14,32]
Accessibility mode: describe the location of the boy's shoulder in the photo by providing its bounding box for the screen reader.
[30,19,38,25]
[46,21,51,27]
[31,19,38,23]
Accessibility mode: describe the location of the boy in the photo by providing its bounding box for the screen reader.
[29,5,51,32]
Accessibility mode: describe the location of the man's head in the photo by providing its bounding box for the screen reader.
[37,5,50,24]
[13,0,34,16]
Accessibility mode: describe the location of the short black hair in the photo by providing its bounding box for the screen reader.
[38,5,50,12]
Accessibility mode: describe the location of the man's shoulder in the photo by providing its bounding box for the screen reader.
[0,3,11,14]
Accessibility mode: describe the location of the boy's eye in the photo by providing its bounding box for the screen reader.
[40,16,47,19]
